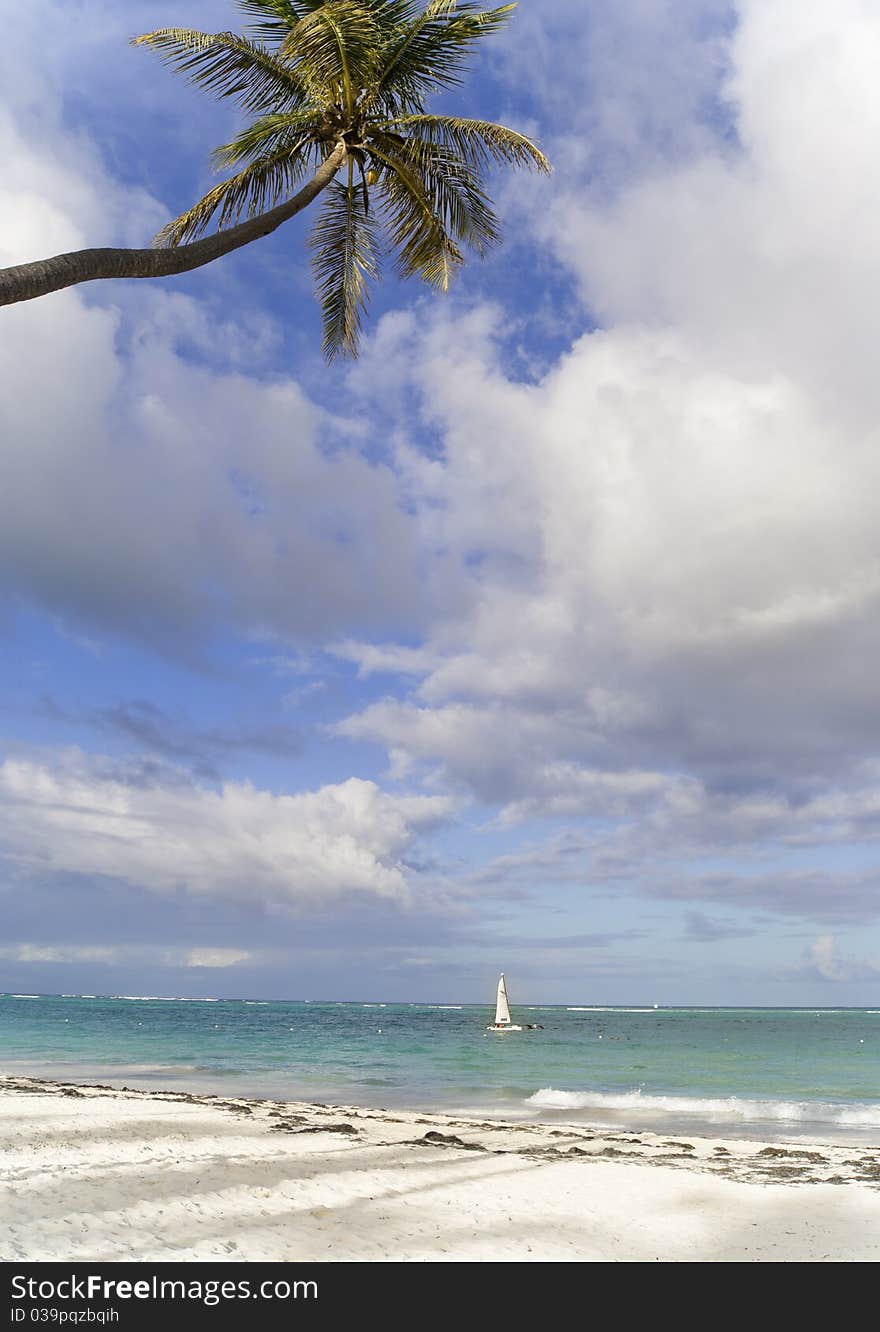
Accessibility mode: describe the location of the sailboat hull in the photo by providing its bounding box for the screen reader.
[486,1023,523,1032]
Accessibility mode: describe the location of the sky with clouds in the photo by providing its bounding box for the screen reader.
[2,0,880,1003]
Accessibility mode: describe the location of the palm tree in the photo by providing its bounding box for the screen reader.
[0,0,549,357]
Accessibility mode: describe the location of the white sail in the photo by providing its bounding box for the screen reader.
[495,974,512,1025]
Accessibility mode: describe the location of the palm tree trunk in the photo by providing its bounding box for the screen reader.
[0,143,346,308]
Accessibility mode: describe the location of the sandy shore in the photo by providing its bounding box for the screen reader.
[2,1075,880,1262]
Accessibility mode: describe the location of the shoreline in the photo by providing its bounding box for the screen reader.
[4,1061,879,1148]
[3,1074,880,1261]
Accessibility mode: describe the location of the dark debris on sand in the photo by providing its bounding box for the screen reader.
[272,1119,361,1136]
[416,1130,486,1152]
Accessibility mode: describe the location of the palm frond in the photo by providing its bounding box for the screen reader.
[370,141,463,288]
[133,28,307,113]
[371,131,497,255]
[238,0,400,45]
[309,176,381,357]
[282,2,382,111]
[237,1,322,45]
[212,109,323,167]
[375,2,516,104]
[402,142,501,253]
[155,145,314,245]
[379,114,550,173]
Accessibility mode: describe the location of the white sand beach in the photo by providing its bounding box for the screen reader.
[2,1076,880,1262]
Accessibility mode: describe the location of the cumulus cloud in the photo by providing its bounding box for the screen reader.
[543,0,880,417]
[802,934,880,983]
[0,750,453,907]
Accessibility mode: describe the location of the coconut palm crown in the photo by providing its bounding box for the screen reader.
[135,0,550,358]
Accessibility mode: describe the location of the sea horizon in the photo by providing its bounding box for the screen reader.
[4,991,880,1009]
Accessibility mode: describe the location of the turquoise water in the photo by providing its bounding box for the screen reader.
[2,994,879,1143]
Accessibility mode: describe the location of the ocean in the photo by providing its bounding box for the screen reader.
[2,993,879,1144]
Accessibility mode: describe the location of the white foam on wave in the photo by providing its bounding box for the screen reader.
[526,1087,880,1128]
[243,1001,269,1005]
[113,995,220,1002]
[430,1005,463,1010]
[566,1006,659,1013]
[9,994,41,999]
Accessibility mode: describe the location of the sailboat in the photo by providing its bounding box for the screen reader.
[486,973,524,1032]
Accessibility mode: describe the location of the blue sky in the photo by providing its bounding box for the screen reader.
[2,0,880,1003]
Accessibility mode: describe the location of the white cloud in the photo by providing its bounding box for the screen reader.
[2,944,119,965]
[0,942,251,969]
[0,750,453,907]
[0,286,428,651]
[330,640,443,679]
[542,1,880,418]
[802,934,880,983]
[183,948,251,968]
[807,934,848,981]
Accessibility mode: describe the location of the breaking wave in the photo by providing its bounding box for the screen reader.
[525,1087,880,1131]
